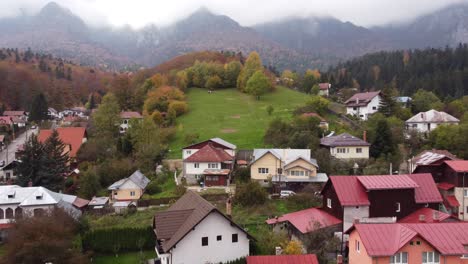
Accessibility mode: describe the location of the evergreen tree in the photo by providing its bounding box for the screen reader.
[41,130,69,192]
[370,119,395,159]
[29,93,49,122]
[15,135,44,187]
[378,87,398,117]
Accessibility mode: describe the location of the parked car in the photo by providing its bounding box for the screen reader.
[280,190,296,198]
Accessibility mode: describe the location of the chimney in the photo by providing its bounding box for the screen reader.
[363,130,367,142]
[226,197,232,218]
[419,214,426,222]
[433,210,440,222]
[28,180,32,187]
[355,98,359,104]
[337,255,343,264]
[275,246,283,256]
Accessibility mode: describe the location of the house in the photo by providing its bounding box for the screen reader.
[0,135,4,150]
[318,83,331,97]
[437,160,468,221]
[405,109,459,133]
[345,91,381,120]
[398,208,456,223]
[88,196,110,210]
[247,254,319,264]
[395,96,412,108]
[119,111,143,133]
[250,149,328,188]
[321,174,443,232]
[320,133,370,160]
[410,149,459,178]
[38,127,87,164]
[59,107,87,119]
[112,201,137,214]
[108,170,150,201]
[47,107,59,119]
[153,191,250,264]
[302,112,329,130]
[0,185,88,224]
[183,138,236,186]
[0,117,14,130]
[347,222,468,264]
[266,207,341,246]
[0,161,18,183]
[2,111,28,122]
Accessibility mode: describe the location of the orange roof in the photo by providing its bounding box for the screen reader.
[38,127,87,158]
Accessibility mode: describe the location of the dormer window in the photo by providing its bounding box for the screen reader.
[36,194,43,200]
[7,191,15,199]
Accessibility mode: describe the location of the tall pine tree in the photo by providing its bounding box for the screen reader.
[370,119,396,159]
[15,135,44,187]
[40,130,69,192]
[29,93,48,122]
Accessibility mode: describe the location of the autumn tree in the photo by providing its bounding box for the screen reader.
[92,93,120,140]
[224,61,242,88]
[111,75,132,110]
[301,69,320,93]
[303,222,340,263]
[283,240,303,255]
[175,71,189,91]
[3,208,89,264]
[205,75,223,90]
[29,93,49,122]
[237,52,263,92]
[151,73,168,88]
[281,70,297,88]
[246,70,270,100]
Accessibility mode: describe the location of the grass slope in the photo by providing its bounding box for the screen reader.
[168,86,309,158]
[92,250,156,264]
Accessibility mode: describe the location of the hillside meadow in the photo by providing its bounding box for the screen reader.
[167,86,310,158]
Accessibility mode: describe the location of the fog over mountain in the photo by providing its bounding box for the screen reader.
[2,1,468,71]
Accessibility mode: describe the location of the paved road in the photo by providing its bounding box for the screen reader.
[0,128,38,166]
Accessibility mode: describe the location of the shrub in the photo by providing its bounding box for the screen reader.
[266,105,274,116]
[82,227,155,253]
[233,167,251,183]
[168,101,188,117]
[145,181,162,195]
[234,181,267,206]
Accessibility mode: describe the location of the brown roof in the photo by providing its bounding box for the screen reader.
[412,149,459,166]
[120,111,143,119]
[72,197,90,208]
[345,91,381,107]
[184,143,233,162]
[154,191,249,252]
[320,133,370,147]
[38,127,87,158]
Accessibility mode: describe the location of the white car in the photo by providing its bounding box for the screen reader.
[280,190,296,198]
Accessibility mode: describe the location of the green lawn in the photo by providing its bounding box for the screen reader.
[92,250,156,264]
[167,86,310,158]
[87,206,167,230]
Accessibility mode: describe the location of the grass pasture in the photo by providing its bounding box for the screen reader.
[168,86,309,158]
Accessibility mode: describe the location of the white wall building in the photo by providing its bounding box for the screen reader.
[345,91,381,120]
[154,191,250,264]
[405,109,459,133]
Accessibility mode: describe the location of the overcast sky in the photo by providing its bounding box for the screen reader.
[0,0,467,28]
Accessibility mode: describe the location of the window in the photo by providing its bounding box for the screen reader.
[396,202,401,212]
[372,106,377,110]
[206,176,219,181]
[258,168,269,174]
[410,241,414,246]
[356,148,362,153]
[130,191,135,196]
[186,150,191,155]
[353,107,357,110]
[232,234,238,243]
[422,252,440,264]
[462,254,468,259]
[277,168,283,174]
[416,241,421,245]
[123,119,128,124]
[355,240,360,253]
[217,235,222,241]
[337,148,346,153]
[390,252,408,264]
[194,163,199,168]
[412,124,417,128]
[208,163,218,169]
[464,189,468,197]
[289,170,305,176]
[327,198,332,208]
[201,237,208,246]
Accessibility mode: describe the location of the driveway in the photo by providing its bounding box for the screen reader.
[0,128,38,166]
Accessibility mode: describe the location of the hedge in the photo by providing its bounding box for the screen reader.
[82,226,155,253]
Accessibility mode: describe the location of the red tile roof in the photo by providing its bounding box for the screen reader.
[345,91,381,107]
[445,195,460,208]
[184,143,233,163]
[327,174,441,206]
[2,111,26,116]
[0,116,13,125]
[398,208,452,223]
[444,160,468,172]
[266,208,342,234]
[247,254,319,264]
[38,127,87,158]
[120,111,143,119]
[437,182,455,191]
[328,176,370,206]
[357,175,418,190]
[407,173,443,203]
[352,223,417,256]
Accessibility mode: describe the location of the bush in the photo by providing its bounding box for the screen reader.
[82,227,155,253]
[145,181,162,195]
[168,101,189,116]
[233,167,251,183]
[64,177,74,189]
[234,181,267,206]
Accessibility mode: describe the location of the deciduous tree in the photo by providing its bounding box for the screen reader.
[246,70,270,100]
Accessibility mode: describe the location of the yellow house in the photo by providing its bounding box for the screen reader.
[108,170,150,201]
[250,149,328,186]
[320,133,370,160]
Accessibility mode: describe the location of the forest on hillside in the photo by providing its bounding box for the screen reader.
[326,44,468,99]
[0,48,115,111]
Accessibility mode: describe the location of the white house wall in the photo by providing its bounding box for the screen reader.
[330,146,370,159]
[346,95,381,120]
[182,149,199,160]
[343,205,370,231]
[169,212,249,264]
[185,162,221,175]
